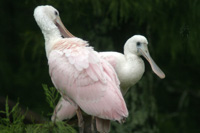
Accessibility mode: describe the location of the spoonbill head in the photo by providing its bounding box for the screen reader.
[34,5,74,57]
[34,5,73,38]
[124,35,165,79]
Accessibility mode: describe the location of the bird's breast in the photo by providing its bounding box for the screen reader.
[117,58,145,94]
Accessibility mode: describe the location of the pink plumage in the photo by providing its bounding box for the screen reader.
[49,38,128,122]
[52,98,77,121]
[34,5,129,132]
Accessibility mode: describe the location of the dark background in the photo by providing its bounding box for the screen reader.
[0,0,199,133]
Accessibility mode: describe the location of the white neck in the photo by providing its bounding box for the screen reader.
[120,53,145,95]
[42,27,62,58]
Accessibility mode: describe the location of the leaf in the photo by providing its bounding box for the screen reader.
[0,111,5,114]
[10,102,19,114]
[42,84,60,110]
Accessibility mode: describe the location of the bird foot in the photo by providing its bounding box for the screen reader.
[121,117,126,123]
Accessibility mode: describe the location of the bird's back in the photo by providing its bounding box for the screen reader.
[99,51,145,95]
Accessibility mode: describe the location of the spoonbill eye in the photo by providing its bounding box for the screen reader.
[55,11,58,16]
[137,42,141,47]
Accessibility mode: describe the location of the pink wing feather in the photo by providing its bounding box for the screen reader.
[99,52,118,69]
[51,98,77,121]
[48,38,128,122]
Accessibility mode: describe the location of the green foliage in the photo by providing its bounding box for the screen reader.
[0,121,76,133]
[42,84,59,110]
[0,97,26,132]
[25,122,76,133]
[0,97,26,126]
[0,96,76,133]
[0,124,25,133]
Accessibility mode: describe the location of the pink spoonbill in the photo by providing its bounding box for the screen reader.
[34,5,128,133]
[51,34,165,128]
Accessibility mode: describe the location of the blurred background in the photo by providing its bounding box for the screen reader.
[0,0,199,132]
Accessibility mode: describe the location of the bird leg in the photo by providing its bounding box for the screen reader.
[76,107,84,133]
[91,116,95,133]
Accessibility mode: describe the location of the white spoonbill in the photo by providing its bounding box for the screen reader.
[100,35,165,95]
[34,5,128,133]
[52,35,165,127]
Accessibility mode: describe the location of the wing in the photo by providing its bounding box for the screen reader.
[99,51,126,70]
[48,38,128,122]
[99,52,118,68]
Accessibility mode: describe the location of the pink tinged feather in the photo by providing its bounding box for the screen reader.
[101,59,120,86]
[48,38,128,122]
[99,53,117,68]
[51,98,77,121]
[75,59,128,121]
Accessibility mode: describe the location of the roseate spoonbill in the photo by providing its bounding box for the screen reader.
[52,35,165,129]
[34,5,128,133]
